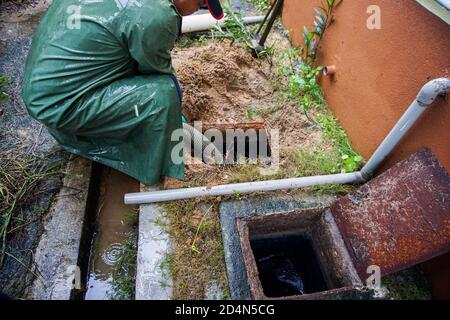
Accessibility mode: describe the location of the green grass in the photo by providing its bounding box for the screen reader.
[382,268,432,300]
[0,156,64,267]
[288,147,341,176]
[176,34,209,48]
[161,200,229,299]
[249,0,271,12]
[110,234,137,300]
[0,75,10,104]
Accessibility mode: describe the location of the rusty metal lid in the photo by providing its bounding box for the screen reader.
[331,148,450,279]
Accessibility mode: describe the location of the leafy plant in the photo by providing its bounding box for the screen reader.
[212,2,254,48]
[249,0,271,12]
[287,63,324,122]
[316,113,363,172]
[301,0,339,64]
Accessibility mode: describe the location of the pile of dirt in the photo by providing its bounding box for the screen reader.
[173,42,273,123]
[173,41,323,150]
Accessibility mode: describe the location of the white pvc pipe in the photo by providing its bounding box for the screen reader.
[360,77,450,179]
[124,77,449,205]
[124,172,365,204]
[181,14,265,34]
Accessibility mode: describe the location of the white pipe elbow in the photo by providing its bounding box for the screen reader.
[416,77,450,107]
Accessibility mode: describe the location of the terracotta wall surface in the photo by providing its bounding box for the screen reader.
[282,0,450,173]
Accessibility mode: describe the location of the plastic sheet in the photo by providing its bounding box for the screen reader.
[22,0,184,184]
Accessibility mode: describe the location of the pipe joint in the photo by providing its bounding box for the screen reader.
[416,77,450,107]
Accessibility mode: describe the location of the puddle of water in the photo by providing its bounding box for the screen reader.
[250,234,328,298]
[85,167,139,300]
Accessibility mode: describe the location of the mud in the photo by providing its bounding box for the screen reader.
[85,167,139,300]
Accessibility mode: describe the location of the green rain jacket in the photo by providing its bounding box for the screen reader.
[22,0,184,185]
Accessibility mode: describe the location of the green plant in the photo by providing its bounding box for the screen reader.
[246,108,255,120]
[0,157,63,267]
[301,0,339,64]
[177,34,209,48]
[110,235,137,300]
[289,147,341,176]
[0,75,11,104]
[316,113,364,172]
[212,2,254,47]
[284,62,325,122]
[122,209,138,227]
[249,0,271,12]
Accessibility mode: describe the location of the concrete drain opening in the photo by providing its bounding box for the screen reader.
[230,149,450,300]
[238,209,362,300]
[191,122,272,164]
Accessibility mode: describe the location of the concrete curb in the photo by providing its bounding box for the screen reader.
[135,186,173,300]
[27,157,92,300]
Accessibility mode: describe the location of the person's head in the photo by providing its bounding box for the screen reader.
[173,0,223,20]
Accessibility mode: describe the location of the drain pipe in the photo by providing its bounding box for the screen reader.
[182,14,265,34]
[125,78,449,205]
[360,77,450,179]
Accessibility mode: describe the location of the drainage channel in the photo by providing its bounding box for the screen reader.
[78,164,139,300]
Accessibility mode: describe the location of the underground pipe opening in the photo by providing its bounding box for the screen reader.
[189,123,272,164]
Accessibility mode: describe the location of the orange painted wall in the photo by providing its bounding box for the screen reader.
[282,0,450,173]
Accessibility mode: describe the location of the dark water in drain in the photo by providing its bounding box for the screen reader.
[251,234,327,297]
[85,167,139,300]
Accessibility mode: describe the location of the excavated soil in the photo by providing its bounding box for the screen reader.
[173,41,324,154]
[173,43,273,123]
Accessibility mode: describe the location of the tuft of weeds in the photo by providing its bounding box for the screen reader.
[249,0,271,13]
[316,112,364,172]
[0,75,10,104]
[0,155,63,267]
[122,208,138,228]
[176,34,209,48]
[288,147,341,176]
[110,234,137,300]
[162,200,228,299]
[382,267,432,300]
[212,1,254,48]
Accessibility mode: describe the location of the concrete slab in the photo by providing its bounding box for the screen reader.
[219,192,337,300]
[135,186,173,300]
[27,156,92,300]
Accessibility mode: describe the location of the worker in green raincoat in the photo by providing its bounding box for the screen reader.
[22,0,224,185]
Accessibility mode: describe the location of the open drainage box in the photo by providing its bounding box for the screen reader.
[232,149,450,300]
[190,122,272,163]
[238,209,362,299]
